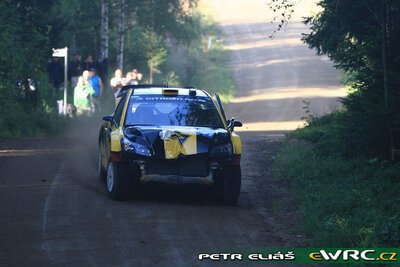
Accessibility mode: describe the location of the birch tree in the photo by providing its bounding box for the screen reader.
[100,0,109,58]
[116,0,126,71]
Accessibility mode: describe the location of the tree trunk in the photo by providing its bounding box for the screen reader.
[117,0,125,71]
[382,0,389,110]
[93,26,98,58]
[149,62,153,83]
[100,0,109,58]
[381,0,395,160]
[70,29,76,55]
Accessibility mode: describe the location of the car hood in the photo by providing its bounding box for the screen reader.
[123,125,231,159]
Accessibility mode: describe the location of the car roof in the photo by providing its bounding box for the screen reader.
[132,87,208,97]
[118,84,209,98]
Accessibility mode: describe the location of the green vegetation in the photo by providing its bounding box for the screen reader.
[192,14,236,100]
[0,92,66,138]
[275,114,400,246]
[0,1,66,138]
[303,0,400,161]
[0,0,235,138]
[273,0,400,246]
[165,12,236,100]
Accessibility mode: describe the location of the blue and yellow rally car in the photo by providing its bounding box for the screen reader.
[98,85,242,205]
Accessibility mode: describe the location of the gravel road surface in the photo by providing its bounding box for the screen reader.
[0,1,343,266]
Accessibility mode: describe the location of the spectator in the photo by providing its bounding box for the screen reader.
[137,72,143,82]
[89,68,103,113]
[84,55,95,70]
[47,57,63,90]
[69,54,83,88]
[122,71,134,86]
[110,69,123,105]
[17,78,38,109]
[130,71,139,85]
[96,50,108,83]
[131,68,143,84]
[74,71,95,116]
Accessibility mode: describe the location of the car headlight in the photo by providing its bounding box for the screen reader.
[210,143,232,157]
[122,137,152,157]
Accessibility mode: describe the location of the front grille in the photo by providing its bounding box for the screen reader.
[146,159,178,175]
[145,155,209,177]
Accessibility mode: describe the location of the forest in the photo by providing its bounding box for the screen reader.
[0,0,234,137]
[275,0,400,247]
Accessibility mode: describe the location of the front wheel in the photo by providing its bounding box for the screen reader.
[106,160,130,201]
[98,146,106,181]
[128,163,142,192]
[212,165,241,206]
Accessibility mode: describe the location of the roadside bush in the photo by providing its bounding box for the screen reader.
[289,111,345,157]
[0,1,67,139]
[302,0,400,161]
[0,78,66,139]
[275,133,400,247]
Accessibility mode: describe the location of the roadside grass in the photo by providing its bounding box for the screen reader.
[0,80,68,139]
[274,111,400,247]
[0,106,67,138]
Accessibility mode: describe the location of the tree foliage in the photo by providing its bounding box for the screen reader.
[0,0,198,137]
[266,0,295,39]
[302,0,400,160]
[0,1,50,82]
[268,0,400,159]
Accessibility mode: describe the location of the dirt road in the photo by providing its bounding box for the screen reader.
[1,1,342,266]
[0,127,302,267]
[202,0,344,131]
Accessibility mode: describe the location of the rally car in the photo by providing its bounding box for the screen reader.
[98,85,243,205]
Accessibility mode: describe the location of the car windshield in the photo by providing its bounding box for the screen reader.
[125,94,224,128]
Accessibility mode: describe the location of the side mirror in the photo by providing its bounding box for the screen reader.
[227,117,242,131]
[233,121,243,127]
[102,115,114,123]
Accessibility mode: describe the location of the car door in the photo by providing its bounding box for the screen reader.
[102,92,128,162]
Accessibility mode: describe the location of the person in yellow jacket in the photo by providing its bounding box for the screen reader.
[74,70,95,116]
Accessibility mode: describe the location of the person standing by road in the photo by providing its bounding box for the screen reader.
[74,71,95,116]
[89,68,104,113]
[47,57,63,91]
[131,69,143,85]
[110,69,123,105]
[122,71,134,86]
[84,55,95,71]
[96,50,108,83]
[69,54,83,88]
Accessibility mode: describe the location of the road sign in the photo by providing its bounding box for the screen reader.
[52,47,68,115]
[52,48,67,57]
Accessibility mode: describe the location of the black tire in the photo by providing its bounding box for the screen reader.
[212,165,241,206]
[106,160,130,201]
[98,146,106,181]
[128,163,142,191]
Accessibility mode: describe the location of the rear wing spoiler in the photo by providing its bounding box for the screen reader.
[117,84,195,97]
